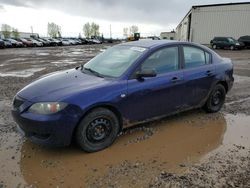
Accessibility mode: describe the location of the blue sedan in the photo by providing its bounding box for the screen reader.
[12,40,234,152]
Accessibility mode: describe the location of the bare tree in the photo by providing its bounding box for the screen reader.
[58,30,62,38]
[83,22,100,38]
[1,24,11,38]
[91,22,100,37]
[129,25,139,35]
[47,22,61,38]
[83,22,91,38]
[12,28,19,38]
[123,27,128,38]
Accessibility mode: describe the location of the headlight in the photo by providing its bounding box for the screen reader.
[28,102,68,114]
[236,43,240,46]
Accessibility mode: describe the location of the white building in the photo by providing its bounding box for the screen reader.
[176,2,250,44]
[160,31,176,40]
[0,31,39,39]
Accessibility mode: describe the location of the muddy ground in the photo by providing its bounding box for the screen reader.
[0,45,250,188]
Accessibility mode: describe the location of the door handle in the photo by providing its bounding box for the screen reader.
[171,77,180,83]
[206,70,213,76]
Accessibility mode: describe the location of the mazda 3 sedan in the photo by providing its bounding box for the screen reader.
[12,40,234,152]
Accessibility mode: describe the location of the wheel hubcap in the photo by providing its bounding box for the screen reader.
[86,117,112,143]
[212,90,222,105]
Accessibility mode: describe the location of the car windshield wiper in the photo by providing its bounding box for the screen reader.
[83,67,104,78]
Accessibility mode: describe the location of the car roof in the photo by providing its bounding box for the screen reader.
[119,40,216,56]
[120,40,182,48]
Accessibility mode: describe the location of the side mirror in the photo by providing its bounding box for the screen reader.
[136,69,157,80]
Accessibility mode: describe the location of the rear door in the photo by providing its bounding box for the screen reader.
[182,45,215,108]
[124,46,185,121]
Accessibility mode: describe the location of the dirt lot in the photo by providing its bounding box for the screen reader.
[0,45,250,188]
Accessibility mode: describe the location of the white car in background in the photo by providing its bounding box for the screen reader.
[61,39,71,46]
[26,38,43,47]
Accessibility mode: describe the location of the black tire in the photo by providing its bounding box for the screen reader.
[203,84,226,113]
[212,44,217,49]
[76,108,120,152]
[230,45,234,50]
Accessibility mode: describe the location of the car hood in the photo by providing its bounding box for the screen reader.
[17,68,111,102]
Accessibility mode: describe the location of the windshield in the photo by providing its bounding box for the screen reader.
[83,45,146,78]
[228,38,237,43]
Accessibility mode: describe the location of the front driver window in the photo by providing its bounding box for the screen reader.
[141,47,179,74]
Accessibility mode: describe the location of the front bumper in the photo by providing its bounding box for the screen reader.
[11,98,83,147]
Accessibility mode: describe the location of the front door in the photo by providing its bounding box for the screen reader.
[123,46,185,122]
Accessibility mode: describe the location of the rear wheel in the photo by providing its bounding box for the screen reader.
[203,84,226,113]
[76,108,120,152]
[230,45,234,50]
[212,44,217,49]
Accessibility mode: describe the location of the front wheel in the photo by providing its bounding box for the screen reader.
[203,84,226,113]
[212,44,217,49]
[76,108,120,152]
[230,45,234,50]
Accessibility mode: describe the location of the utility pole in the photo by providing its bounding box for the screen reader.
[110,24,112,39]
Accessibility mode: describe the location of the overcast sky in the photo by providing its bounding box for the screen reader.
[0,0,246,38]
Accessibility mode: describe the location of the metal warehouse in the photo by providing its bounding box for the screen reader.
[176,2,250,44]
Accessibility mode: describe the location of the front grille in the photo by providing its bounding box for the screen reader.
[13,96,24,109]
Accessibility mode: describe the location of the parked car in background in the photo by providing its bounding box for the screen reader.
[79,38,88,44]
[15,38,33,47]
[61,39,71,46]
[3,39,12,48]
[89,38,102,44]
[25,38,43,47]
[42,38,56,46]
[74,39,82,45]
[238,35,250,48]
[12,40,234,152]
[85,38,94,44]
[146,36,161,40]
[46,38,62,46]
[67,39,78,45]
[210,37,244,50]
[5,38,24,47]
[35,38,50,46]
[0,39,5,48]
[53,38,63,46]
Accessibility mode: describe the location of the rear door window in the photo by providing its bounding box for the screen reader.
[183,46,207,69]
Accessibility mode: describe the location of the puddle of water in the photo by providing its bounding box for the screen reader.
[50,61,62,64]
[71,51,83,55]
[1,111,250,187]
[51,60,77,66]
[18,112,227,187]
[0,68,45,77]
[6,58,27,63]
[36,52,50,56]
[223,113,250,148]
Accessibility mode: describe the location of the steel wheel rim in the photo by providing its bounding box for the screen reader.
[212,90,223,106]
[86,117,112,143]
